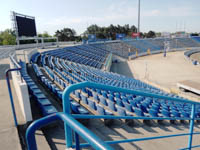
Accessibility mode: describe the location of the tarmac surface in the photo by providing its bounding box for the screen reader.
[2,48,200,150]
[127,51,200,89]
[0,58,22,150]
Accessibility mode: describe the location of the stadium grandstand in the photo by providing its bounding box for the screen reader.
[1,35,200,150]
[1,1,200,149]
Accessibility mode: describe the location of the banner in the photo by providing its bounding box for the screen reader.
[132,32,140,38]
[116,33,126,40]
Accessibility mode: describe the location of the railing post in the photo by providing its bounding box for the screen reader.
[62,87,73,148]
[75,132,80,150]
[188,104,196,150]
[5,68,21,127]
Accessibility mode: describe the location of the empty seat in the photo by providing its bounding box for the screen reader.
[134,108,145,117]
[171,111,181,118]
[123,102,134,113]
[42,105,57,116]
[107,101,117,112]
[88,99,97,110]
[96,104,113,115]
[80,94,88,104]
[117,107,131,116]
[149,109,159,117]
[161,110,171,117]
[116,98,124,107]
[99,96,108,106]
[37,98,52,106]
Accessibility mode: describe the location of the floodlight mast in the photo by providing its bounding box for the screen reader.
[138,0,140,34]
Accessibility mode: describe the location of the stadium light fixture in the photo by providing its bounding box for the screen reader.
[138,0,140,34]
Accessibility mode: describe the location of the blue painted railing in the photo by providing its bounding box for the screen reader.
[5,53,22,126]
[26,112,113,150]
[27,81,200,150]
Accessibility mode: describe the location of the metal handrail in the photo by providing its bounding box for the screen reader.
[26,112,114,150]
[26,81,200,150]
[62,81,200,150]
[5,54,22,126]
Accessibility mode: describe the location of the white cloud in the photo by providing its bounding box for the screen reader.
[37,2,200,35]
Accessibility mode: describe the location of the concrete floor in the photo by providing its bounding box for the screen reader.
[0,58,22,150]
[127,51,200,89]
[2,48,200,150]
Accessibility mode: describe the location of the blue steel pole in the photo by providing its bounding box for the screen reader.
[62,86,73,148]
[5,68,21,127]
[26,113,113,150]
[188,104,196,150]
[75,132,80,150]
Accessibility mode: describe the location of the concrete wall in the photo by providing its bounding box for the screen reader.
[26,49,38,63]
[129,47,200,60]
[104,53,112,71]
[9,57,32,123]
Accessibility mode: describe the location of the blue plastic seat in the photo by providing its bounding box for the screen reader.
[181,111,190,118]
[138,104,148,113]
[99,96,108,106]
[108,95,115,102]
[102,91,108,98]
[31,88,42,94]
[116,98,124,107]
[171,111,181,118]
[88,99,97,110]
[80,94,88,104]
[77,107,89,114]
[75,91,81,99]
[123,102,134,112]
[71,103,89,114]
[107,101,117,112]
[34,93,46,99]
[96,104,113,115]
[117,107,132,116]
[71,100,80,107]
[37,98,51,106]
[129,101,137,107]
[149,109,159,117]
[42,105,57,116]
[134,108,145,117]
[161,110,171,117]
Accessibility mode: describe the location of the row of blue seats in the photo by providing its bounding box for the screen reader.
[33,63,89,115]
[30,52,41,64]
[35,49,200,120]
[19,61,58,116]
[45,50,103,69]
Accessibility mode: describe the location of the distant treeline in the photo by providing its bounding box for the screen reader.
[0,24,199,45]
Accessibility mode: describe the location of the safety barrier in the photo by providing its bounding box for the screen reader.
[6,53,22,126]
[26,81,200,150]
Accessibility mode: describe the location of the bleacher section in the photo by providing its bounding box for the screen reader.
[184,49,200,65]
[28,47,200,123]
[41,45,109,69]
[91,37,200,59]
[192,36,200,43]
[91,41,136,58]
[19,61,58,117]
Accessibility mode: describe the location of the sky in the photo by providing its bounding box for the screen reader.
[0,0,200,35]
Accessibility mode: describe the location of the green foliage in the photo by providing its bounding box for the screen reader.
[55,28,77,41]
[84,24,137,40]
[38,31,52,38]
[38,31,56,43]
[0,29,16,45]
[146,30,156,38]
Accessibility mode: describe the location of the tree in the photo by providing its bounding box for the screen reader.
[55,28,77,41]
[146,31,156,38]
[38,31,51,38]
[84,24,138,40]
[0,29,16,45]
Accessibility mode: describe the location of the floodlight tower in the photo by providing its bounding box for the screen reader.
[138,0,141,34]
